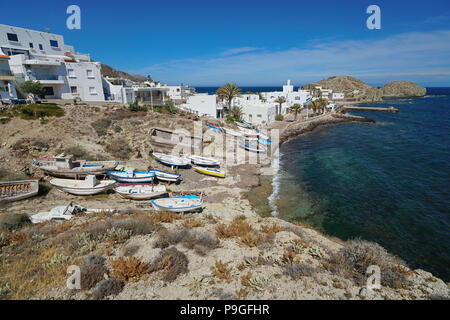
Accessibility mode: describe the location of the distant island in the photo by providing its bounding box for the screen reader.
[302,76,426,102]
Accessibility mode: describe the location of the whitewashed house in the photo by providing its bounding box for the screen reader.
[180,94,218,117]
[102,77,134,104]
[260,80,312,114]
[0,54,17,100]
[0,24,104,101]
[332,92,345,100]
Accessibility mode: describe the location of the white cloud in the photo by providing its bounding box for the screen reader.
[130,30,450,86]
[220,47,261,56]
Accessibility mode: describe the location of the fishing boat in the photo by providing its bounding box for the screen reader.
[32,155,118,179]
[0,180,39,202]
[205,121,223,132]
[152,152,190,168]
[194,167,225,178]
[107,171,156,183]
[49,175,116,196]
[148,169,182,183]
[150,195,203,213]
[235,120,254,129]
[223,128,243,138]
[114,184,167,200]
[239,141,266,153]
[189,155,220,167]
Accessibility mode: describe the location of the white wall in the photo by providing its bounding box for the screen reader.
[241,103,277,125]
[181,94,217,117]
[63,62,105,101]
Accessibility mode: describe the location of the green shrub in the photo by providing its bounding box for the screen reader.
[106,138,132,159]
[14,104,64,119]
[128,102,148,112]
[275,114,284,121]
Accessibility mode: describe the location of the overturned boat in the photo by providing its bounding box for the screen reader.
[30,203,86,224]
[150,195,203,213]
[114,184,167,200]
[107,170,156,183]
[49,175,117,196]
[152,152,190,168]
[33,155,118,179]
[0,179,39,202]
[189,155,220,167]
[194,166,225,178]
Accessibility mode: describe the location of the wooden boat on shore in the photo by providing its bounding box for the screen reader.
[114,184,167,200]
[32,156,118,179]
[0,180,39,202]
[205,121,223,132]
[223,128,243,138]
[150,195,203,212]
[107,171,156,183]
[148,169,182,183]
[194,167,225,178]
[152,152,190,168]
[189,155,220,167]
[49,175,116,195]
[236,120,254,129]
[239,141,267,153]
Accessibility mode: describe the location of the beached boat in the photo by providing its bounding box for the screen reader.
[114,184,167,200]
[194,166,225,178]
[239,141,266,153]
[236,120,254,129]
[205,121,223,132]
[148,169,182,183]
[49,175,116,195]
[150,195,203,213]
[30,203,85,224]
[152,152,190,168]
[223,128,243,138]
[149,127,203,151]
[107,171,156,183]
[189,155,220,167]
[0,179,39,202]
[32,155,118,179]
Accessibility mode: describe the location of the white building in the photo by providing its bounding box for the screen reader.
[180,94,218,117]
[260,80,312,114]
[166,85,195,104]
[240,103,277,125]
[102,77,134,104]
[0,54,17,100]
[332,92,345,100]
[0,24,104,101]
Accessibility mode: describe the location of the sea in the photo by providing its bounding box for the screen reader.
[196,86,450,281]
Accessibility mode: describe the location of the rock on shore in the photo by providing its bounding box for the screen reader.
[382,81,427,98]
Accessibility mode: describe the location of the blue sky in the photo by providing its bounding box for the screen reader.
[2,0,450,86]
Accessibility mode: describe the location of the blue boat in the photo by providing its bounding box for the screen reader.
[148,169,181,183]
[107,171,156,183]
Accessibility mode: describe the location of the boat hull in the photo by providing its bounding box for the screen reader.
[150,195,203,213]
[49,180,116,196]
[149,170,181,182]
[194,167,225,178]
[0,180,39,202]
[107,171,156,183]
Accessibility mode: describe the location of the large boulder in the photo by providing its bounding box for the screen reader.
[382,81,426,98]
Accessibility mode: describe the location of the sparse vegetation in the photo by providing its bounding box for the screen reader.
[149,247,188,282]
[91,118,112,136]
[212,260,232,283]
[90,278,124,300]
[110,256,150,282]
[105,137,132,159]
[128,101,148,112]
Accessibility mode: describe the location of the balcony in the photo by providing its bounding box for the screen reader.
[29,74,65,85]
[25,59,62,66]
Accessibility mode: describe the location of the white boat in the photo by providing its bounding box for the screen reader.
[107,171,156,183]
[30,203,86,224]
[239,141,267,153]
[223,128,243,138]
[32,156,118,179]
[189,155,220,167]
[0,179,39,202]
[150,195,203,213]
[149,169,182,183]
[152,152,190,167]
[49,175,117,196]
[114,184,167,200]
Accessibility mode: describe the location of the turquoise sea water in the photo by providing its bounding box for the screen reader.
[274,88,450,281]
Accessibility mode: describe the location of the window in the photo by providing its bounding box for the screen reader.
[7,33,18,42]
[67,69,76,78]
[70,86,78,94]
[50,40,58,48]
[39,44,43,50]
[257,114,262,118]
[29,43,34,48]
[89,87,97,94]
[86,69,94,78]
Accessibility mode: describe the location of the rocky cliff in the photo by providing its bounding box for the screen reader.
[101,64,147,83]
[382,81,427,98]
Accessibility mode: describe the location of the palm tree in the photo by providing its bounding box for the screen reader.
[290,104,302,121]
[318,98,328,114]
[230,106,244,122]
[274,96,286,115]
[216,83,241,111]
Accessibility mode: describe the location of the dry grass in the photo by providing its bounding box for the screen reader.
[215,219,253,239]
[260,223,284,234]
[151,211,182,224]
[149,247,189,282]
[110,256,150,282]
[241,272,253,287]
[212,260,233,283]
[182,218,204,228]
